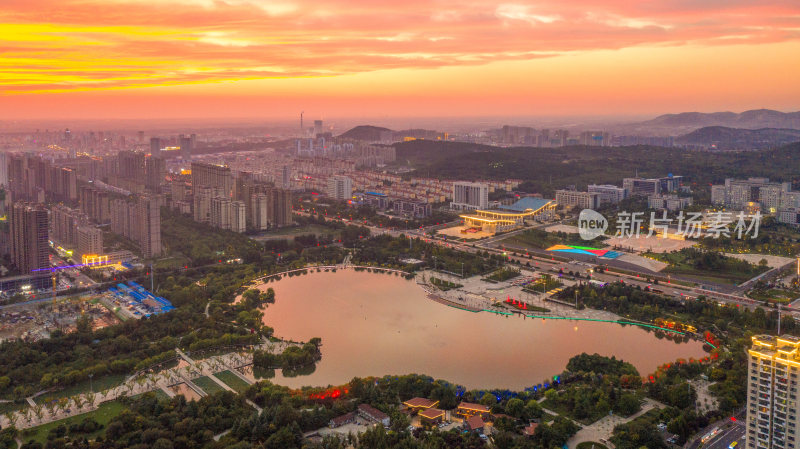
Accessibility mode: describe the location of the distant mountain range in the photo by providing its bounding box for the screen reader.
[676,126,800,150]
[637,109,800,131]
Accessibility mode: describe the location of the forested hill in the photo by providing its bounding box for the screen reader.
[676,126,800,150]
[339,125,392,140]
[391,140,800,195]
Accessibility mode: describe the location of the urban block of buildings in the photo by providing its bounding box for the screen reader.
[554,174,684,211]
[712,178,800,226]
[647,194,693,212]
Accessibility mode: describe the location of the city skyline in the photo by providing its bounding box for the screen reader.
[1,0,799,119]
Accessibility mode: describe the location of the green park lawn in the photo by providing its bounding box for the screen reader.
[214,370,252,393]
[646,248,769,285]
[576,443,609,449]
[747,288,799,303]
[251,224,341,241]
[133,389,170,401]
[192,376,225,395]
[20,400,125,445]
[34,374,127,405]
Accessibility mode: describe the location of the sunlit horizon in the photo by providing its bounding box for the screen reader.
[1,0,799,119]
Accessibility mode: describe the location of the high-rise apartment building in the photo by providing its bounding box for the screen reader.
[149,137,161,158]
[231,200,246,233]
[327,175,353,200]
[118,151,147,180]
[145,156,166,190]
[451,182,489,210]
[712,178,794,214]
[272,188,293,227]
[282,165,291,189]
[179,135,194,161]
[193,186,219,224]
[210,197,232,230]
[78,184,111,224]
[50,205,89,247]
[136,196,161,259]
[746,335,800,449]
[76,226,103,256]
[209,196,246,233]
[10,203,49,274]
[110,195,161,258]
[191,162,233,197]
[579,131,611,146]
[0,152,8,187]
[314,120,323,136]
[250,193,270,231]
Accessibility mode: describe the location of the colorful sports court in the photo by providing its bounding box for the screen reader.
[545,244,623,259]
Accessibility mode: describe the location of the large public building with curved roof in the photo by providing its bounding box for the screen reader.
[459,197,557,235]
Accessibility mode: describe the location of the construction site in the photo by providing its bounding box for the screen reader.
[0,295,119,343]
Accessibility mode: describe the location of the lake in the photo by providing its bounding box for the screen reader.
[258,270,708,390]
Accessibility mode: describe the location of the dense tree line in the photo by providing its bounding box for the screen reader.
[558,282,798,335]
[252,339,322,371]
[161,208,267,265]
[352,234,503,276]
[392,140,800,196]
[541,354,642,423]
[295,198,456,230]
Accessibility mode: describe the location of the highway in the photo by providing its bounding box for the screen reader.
[293,210,797,316]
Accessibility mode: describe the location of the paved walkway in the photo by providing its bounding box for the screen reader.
[566,398,663,449]
[1,349,263,430]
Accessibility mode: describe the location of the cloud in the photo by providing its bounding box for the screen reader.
[0,0,798,94]
[495,4,561,24]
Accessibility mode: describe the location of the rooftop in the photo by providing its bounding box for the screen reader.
[499,197,555,213]
[466,415,485,430]
[403,397,439,409]
[418,408,445,420]
[358,403,389,421]
[329,412,355,427]
[457,402,490,413]
[750,334,800,363]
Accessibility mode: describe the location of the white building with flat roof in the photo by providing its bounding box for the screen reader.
[451,182,488,210]
[555,189,600,210]
[588,184,627,204]
[327,175,353,200]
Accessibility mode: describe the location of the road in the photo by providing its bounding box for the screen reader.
[701,422,745,449]
[292,210,798,315]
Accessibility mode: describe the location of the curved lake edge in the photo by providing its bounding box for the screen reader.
[251,268,710,390]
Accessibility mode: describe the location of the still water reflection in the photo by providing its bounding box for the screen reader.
[258,270,707,389]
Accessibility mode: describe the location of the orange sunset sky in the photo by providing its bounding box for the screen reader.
[1,0,799,120]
